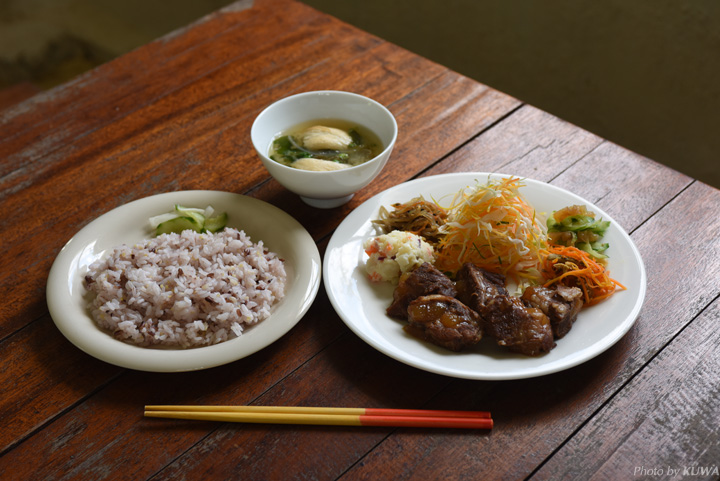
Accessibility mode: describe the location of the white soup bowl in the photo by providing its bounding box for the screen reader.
[251,90,397,208]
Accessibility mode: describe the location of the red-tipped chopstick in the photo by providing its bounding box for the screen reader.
[144,405,493,429]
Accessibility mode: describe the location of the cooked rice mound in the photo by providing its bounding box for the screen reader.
[84,228,286,348]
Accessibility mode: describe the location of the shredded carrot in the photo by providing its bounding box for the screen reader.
[434,177,548,284]
[542,245,626,306]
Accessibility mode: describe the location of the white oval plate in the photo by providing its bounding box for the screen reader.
[323,173,646,380]
[47,191,321,372]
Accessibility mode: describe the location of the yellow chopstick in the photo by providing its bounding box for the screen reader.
[145,405,491,417]
[144,405,493,429]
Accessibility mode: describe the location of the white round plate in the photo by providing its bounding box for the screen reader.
[323,173,646,380]
[47,191,321,372]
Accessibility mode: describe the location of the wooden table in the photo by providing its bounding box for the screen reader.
[2,0,719,479]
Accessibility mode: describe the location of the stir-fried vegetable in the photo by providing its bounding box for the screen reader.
[547,205,610,261]
[542,245,625,306]
[434,177,548,283]
[372,196,448,244]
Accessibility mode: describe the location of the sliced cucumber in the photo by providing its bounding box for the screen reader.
[149,212,180,229]
[203,212,228,233]
[152,204,228,235]
[174,204,205,214]
[174,204,206,226]
[156,216,204,235]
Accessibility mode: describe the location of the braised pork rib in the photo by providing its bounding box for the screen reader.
[522,284,584,339]
[405,294,483,351]
[387,262,456,319]
[455,263,554,356]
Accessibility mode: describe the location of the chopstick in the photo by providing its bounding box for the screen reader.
[144,405,493,429]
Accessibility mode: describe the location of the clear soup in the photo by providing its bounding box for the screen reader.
[269,119,384,169]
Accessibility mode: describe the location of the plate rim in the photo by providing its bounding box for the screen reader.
[323,172,647,380]
[47,190,322,372]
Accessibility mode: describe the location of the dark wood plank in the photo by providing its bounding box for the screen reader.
[0,82,41,111]
[423,103,605,181]
[532,297,720,479]
[0,316,121,453]
[0,0,263,161]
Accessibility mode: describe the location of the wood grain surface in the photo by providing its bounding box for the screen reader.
[1,1,718,480]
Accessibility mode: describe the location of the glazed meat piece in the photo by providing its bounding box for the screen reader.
[455,263,508,311]
[522,284,584,339]
[455,263,554,356]
[387,262,457,319]
[405,294,482,352]
[484,296,555,356]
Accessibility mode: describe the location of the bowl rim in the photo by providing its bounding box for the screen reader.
[251,90,398,174]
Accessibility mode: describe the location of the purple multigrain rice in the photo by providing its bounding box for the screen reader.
[84,228,286,348]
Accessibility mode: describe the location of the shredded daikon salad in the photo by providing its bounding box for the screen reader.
[434,177,548,284]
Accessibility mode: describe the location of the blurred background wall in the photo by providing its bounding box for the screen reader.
[2,0,718,188]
